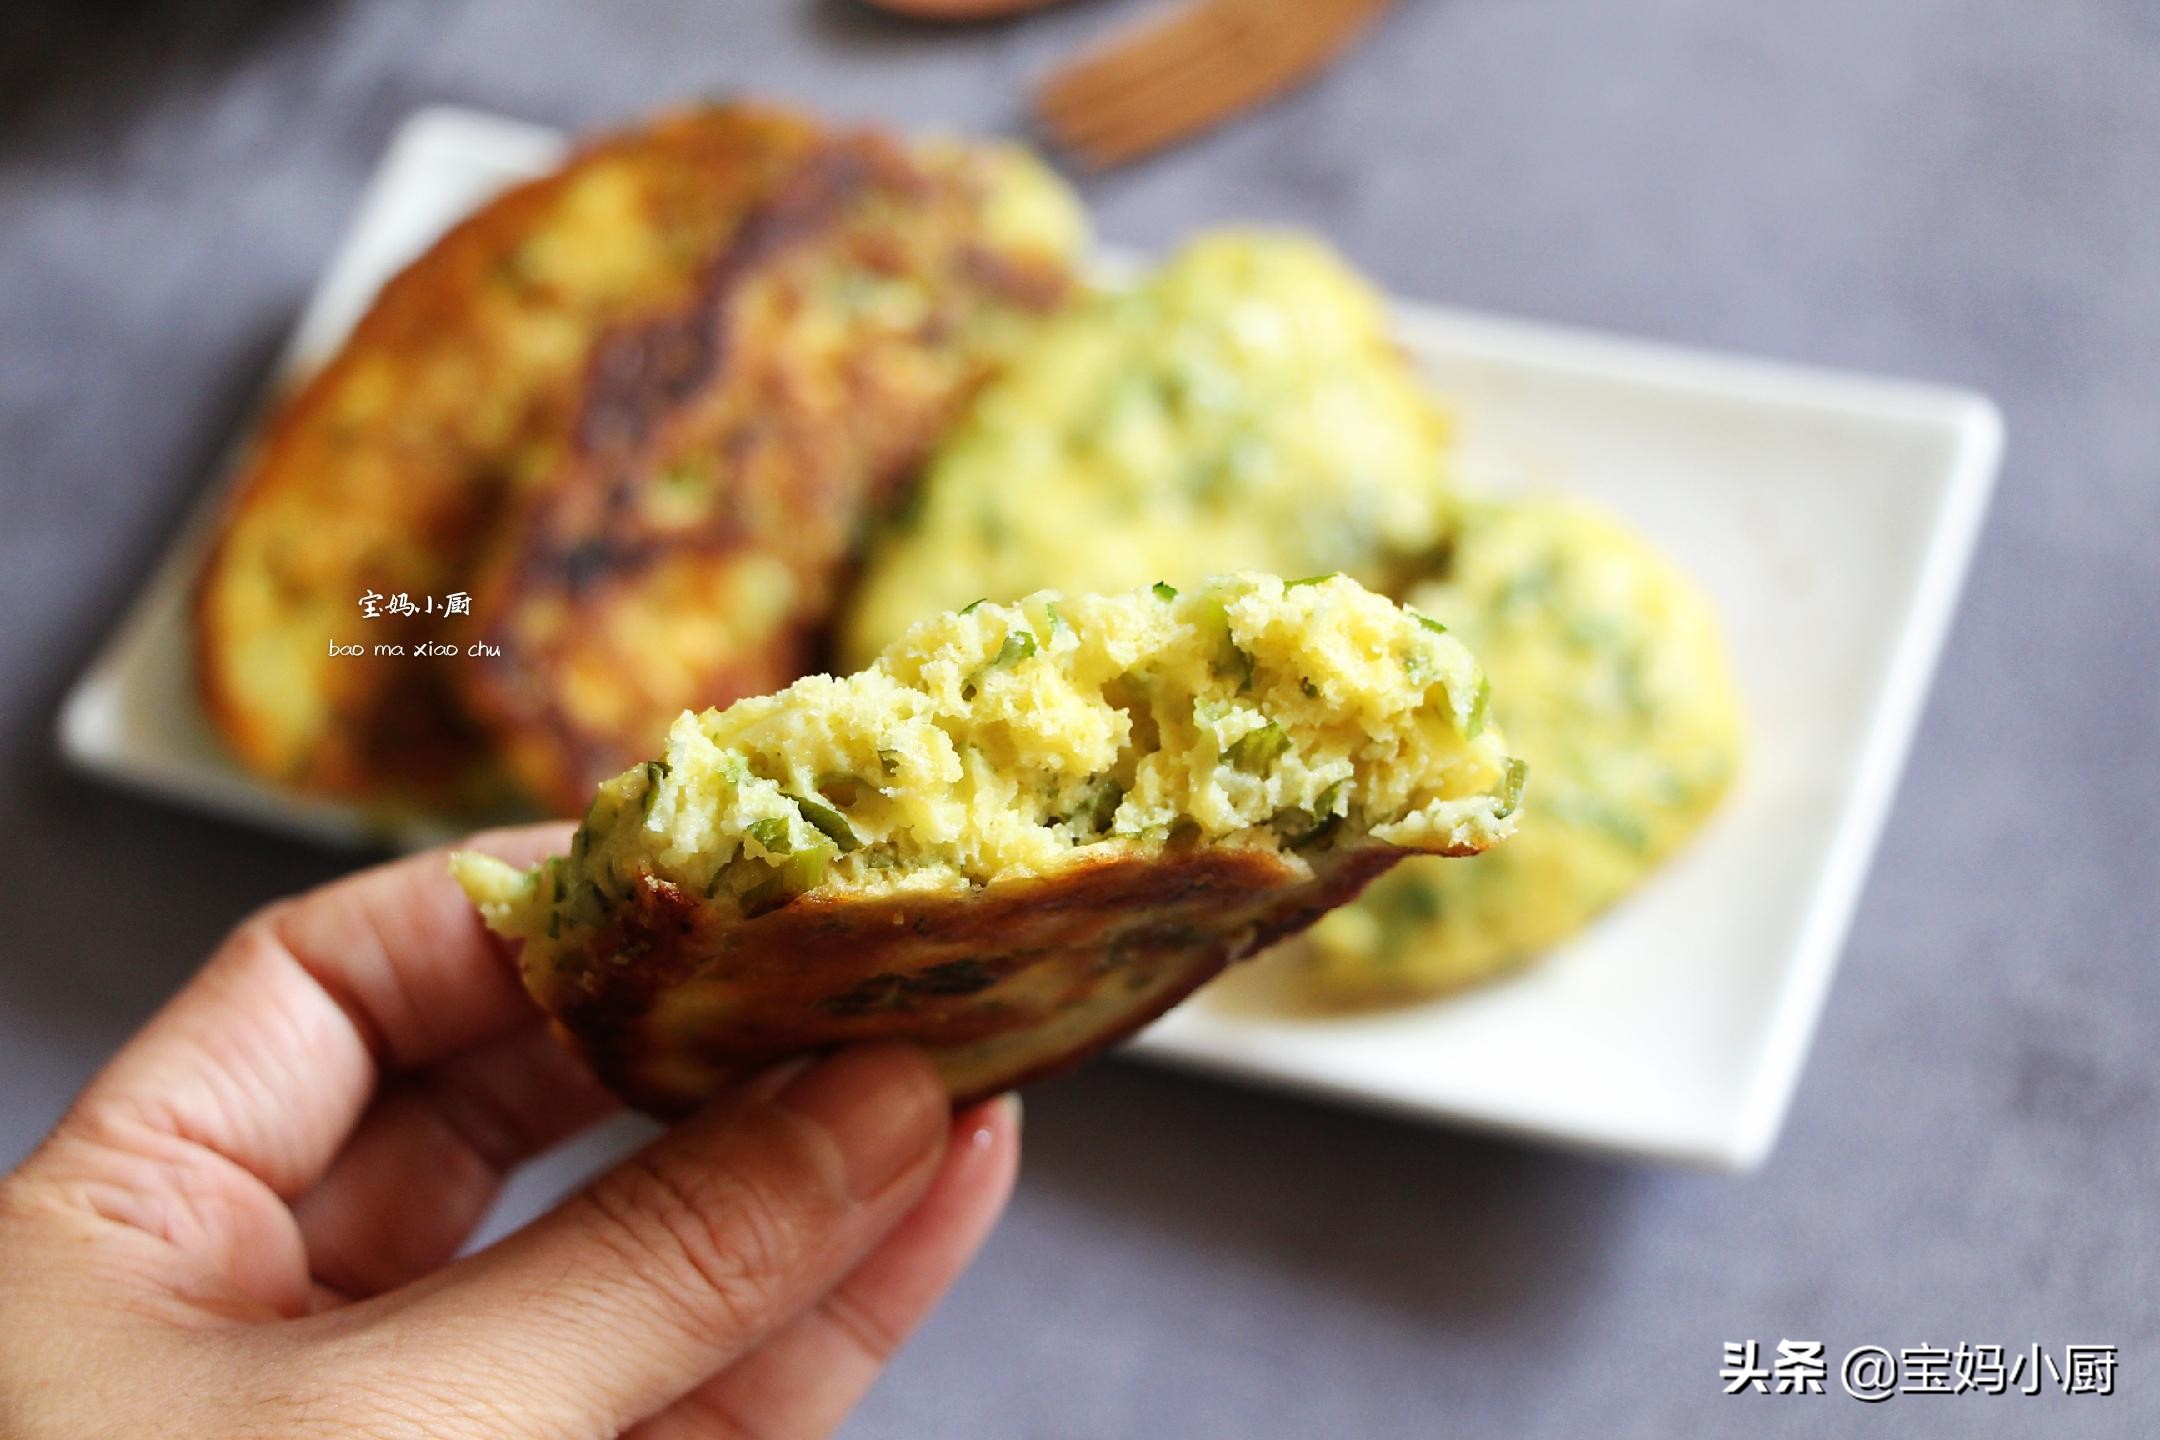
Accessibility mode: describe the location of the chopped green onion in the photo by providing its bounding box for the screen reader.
[1410,609,1448,635]
[993,630,1037,667]
[786,848,831,889]
[959,597,989,615]
[1152,581,1178,601]
[1215,640,1255,693]
[1226,720,1290,773]
[638,759,669,817]
[1070,777,1124,835]
[745,817,791,855]
[784,792,859,853]
[1462,675,1492,739]
[1270,806,1341,850]
[1496,758,1528,819]
[1286,573,1339,588]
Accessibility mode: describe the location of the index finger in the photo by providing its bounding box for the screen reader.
[63,822,573,1200]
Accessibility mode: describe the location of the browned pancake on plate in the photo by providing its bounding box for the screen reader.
[195,105,827,812]
[194,104,1082,819]
[453,133,1081,813]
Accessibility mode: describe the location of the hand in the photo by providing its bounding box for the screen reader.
[0,825,1018,1439]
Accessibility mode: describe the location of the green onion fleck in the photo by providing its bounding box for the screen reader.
[638,759,669,817]
[1496,758,1528,819]
[1226,643,1255,693]
[785,792,859,853]
[1286,573,1339,589]
[1462,675,1492,739]
[959,597,989,615]
[993,630,1037,667]
[1152,581,1178,601]
[1226,720,1290,773]
[785,848,831,890]
[1070,777,1124,835]
[745,817,791,855]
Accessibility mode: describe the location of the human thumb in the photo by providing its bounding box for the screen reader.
[323,1043,950,1439]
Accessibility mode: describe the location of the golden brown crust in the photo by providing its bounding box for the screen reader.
[453,136,1074,813]
[523,839,1414,1116]
[193,105,828,808]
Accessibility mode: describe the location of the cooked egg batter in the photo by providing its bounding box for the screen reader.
[838,231,1455,666]
[1265,497,1742,1000]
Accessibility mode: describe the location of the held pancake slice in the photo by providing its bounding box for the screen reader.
[454,574,1523,1110]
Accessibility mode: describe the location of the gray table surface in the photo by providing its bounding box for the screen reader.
[3,0,2156,1434]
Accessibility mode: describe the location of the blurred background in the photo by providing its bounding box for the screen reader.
[2,1,2155,1435]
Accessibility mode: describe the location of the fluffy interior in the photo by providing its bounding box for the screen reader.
[457,573,1520,944]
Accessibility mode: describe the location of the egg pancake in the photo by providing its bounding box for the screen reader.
[838,231,1456,668]
[196,104,829,812]
[1258,498,1742,1003]
[455,574,1521,1110]
[455,134,1083,813]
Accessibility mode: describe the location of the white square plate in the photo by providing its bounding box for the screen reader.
[59,107,2001,1169]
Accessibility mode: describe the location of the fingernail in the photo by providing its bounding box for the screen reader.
[949,1091,1021,1167]
[737,1055,816,1107]
[774,1044,946,1201]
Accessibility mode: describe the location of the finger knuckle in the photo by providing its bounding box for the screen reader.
[578,1128,820,1344]
[820,1284,906,1367]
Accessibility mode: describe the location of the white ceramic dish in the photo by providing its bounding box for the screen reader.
[58,106,2001,1169]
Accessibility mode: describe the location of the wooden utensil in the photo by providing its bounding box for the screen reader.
[1034,0,1398,169]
